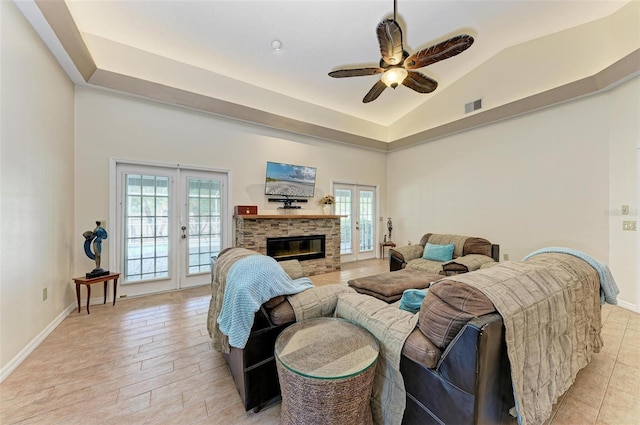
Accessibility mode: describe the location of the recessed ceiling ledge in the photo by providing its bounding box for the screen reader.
[35,0,96,82]
[388,48,640,151]
[28,0,640,153]
[89,69,391,152]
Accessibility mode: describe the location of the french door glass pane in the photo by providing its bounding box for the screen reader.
[125,174,170,282]
[335,189,352,254]
[359,190,374,252]
[187,178,222,274]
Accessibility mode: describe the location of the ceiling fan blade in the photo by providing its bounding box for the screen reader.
[402,71,438,93]
[377,19,404,66]
[405,34,474,69]
[329,68,384,78]
[363,80,387,103]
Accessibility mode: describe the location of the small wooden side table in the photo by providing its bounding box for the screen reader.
[73,272,120,314]
[379,241,396,259]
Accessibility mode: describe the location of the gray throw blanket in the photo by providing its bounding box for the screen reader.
[451,254,602,425]
[335,293,419,425]
[287,284,356,321]
[208,248,259,353]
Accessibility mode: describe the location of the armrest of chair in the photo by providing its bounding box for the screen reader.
[442,254,496,275]
[436,313,503,394]
[389,254,404,271]
[400,313,511,425]
[389,245,424,271]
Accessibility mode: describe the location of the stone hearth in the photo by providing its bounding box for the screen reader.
[234,215,341,276]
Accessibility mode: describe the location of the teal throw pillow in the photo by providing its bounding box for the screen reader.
[422,243,455,262]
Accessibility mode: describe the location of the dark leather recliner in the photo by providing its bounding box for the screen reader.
[401,313,516,425]
[389,233,500,274]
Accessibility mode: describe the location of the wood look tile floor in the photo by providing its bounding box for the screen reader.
[1,259,639,425]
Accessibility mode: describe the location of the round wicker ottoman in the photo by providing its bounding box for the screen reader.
[274,317,379,425]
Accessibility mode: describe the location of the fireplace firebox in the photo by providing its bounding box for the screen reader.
[266,235,326,262]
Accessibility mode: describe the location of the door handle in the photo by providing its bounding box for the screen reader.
[181,226,187,239]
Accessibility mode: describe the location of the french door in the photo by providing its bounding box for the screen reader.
[334,183,377,262]
[114,163,228,297]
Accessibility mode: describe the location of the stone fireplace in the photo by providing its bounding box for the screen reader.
[234,214,341,276]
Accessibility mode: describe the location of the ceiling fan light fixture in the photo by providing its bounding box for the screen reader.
[381,67,408,88]
[329,0,474,102]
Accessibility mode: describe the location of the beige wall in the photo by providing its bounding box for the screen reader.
[73,86,388,290]
[387,76,639,309]
[608,77,640,311]
[0,2,75,375]
[389,1,640,141]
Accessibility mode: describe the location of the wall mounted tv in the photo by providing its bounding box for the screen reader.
[265,161,317,198]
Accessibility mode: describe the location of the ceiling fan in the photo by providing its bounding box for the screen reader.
[329,0,474,103]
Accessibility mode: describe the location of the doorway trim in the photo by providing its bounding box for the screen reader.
[636,141,639,313]
[108,158,232,298]
[332,180,380,263]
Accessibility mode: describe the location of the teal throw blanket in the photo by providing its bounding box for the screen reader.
[217,255,313,348]
[399,289,428,314]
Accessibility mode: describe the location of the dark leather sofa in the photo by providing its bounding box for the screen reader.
[212,248,603,425]
[210,248,516,422]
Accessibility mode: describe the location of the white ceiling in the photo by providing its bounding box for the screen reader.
[60,0,630,127]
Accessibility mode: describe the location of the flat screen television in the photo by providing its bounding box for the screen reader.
[265,161,317,198]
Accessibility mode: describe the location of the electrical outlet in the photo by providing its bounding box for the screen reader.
[503,254,510,261]
[621,205,630,215]
[42,287,47,301]
[623,221,637,231]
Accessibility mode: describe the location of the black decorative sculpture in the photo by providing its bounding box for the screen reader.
[83,221,109,278]
[387,217,393,242]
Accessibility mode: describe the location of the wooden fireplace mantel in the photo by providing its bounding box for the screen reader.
[235,215,345,219]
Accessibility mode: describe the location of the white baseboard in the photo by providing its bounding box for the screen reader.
[616,299,639,313]
[0,302,76,383]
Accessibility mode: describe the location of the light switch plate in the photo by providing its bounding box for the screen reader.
[621,205,630,215]
[622,221,637,231]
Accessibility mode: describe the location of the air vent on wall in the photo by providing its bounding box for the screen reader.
[465,99,482,113]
